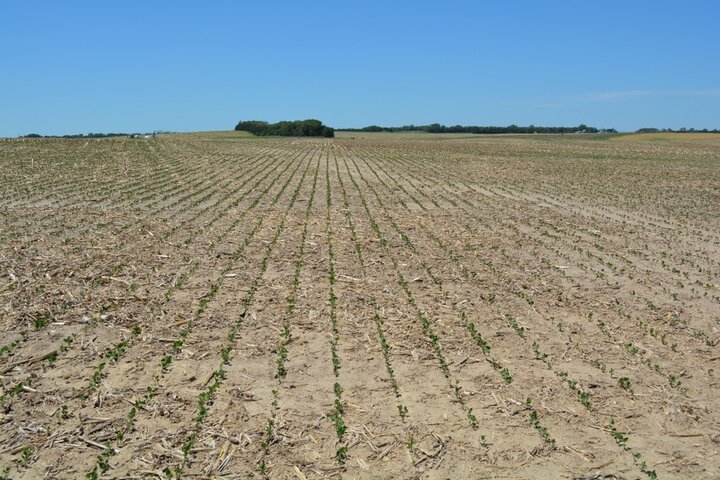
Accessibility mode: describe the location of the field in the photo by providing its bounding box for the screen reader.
[1,132,719,479]
[611,132,720,143]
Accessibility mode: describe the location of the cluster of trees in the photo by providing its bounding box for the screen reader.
[340,124,615,134]
[637,128,720,133]
[235,119,334,137]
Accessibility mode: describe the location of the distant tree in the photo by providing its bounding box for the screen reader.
[235,119,334,137]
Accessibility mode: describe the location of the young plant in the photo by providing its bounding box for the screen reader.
[618,377,632,392]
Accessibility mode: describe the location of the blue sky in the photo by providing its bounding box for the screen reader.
[1,0,718,136]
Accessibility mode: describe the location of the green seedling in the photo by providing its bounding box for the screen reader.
[618,377,632,392]
[397,404,408,422]
[505,314,525,337]
[161,355,173,372]
[609,418,628,446]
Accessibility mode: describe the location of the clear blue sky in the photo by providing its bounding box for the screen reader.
[1,0,718,136]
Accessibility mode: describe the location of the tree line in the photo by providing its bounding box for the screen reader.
[22,132,133,138]
[339,124,616,134]
[20,131,170,139]
[636,128,719,133]
[235,119,335,137]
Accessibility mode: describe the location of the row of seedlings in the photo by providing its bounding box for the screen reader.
[256,146,322,476]
[355,146,667,476]
[168,145,318,478]
[78,148,316,479]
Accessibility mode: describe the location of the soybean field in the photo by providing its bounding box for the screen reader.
[1,131,719,479]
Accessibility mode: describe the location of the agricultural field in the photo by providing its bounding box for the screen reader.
[1,131,719,479]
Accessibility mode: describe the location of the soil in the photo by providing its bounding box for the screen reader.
[1,132,719,479]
